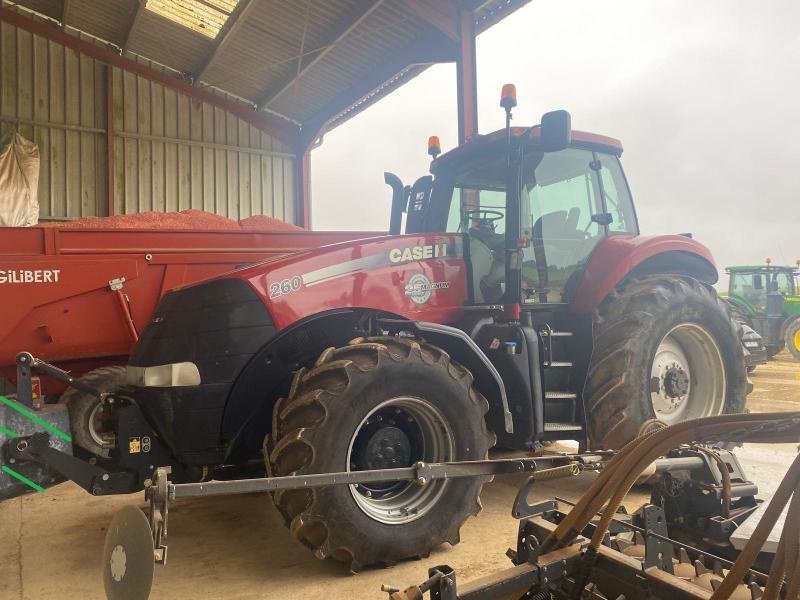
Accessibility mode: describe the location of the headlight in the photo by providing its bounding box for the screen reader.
[743,341,760,348]
[126,362,201,387]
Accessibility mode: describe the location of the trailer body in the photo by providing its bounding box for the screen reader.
[0,225,378,396]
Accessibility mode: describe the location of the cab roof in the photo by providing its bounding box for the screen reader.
[431,126,624,174]
[726,265,799,273]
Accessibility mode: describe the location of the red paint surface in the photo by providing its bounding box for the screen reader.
[226,234,469,330]
[570,234,717,313]
[0,225,381,393]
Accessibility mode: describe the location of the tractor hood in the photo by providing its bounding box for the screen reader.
[207,233,470,331]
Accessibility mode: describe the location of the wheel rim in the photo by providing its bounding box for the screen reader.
[650,323,726,424]
[347,396,453,525]
[88,401,116,448]
[793,328,800,353]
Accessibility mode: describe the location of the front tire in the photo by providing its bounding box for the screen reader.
[61,366,126,458]
[585,276,746,450]
[267,336,495,570]
[785,319,800,361]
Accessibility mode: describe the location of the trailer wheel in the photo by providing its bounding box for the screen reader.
[585,275,746,450]
[786,319,800,361]
[61,366,126,459]
[267,336,495,570]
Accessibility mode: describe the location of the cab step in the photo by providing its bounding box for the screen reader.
[545,361,573,368]
[544,391,578,400]
[543,422,583,432]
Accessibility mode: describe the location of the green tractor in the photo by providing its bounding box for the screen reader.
[723,261,800,360]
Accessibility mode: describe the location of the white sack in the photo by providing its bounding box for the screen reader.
[0,133,40,227]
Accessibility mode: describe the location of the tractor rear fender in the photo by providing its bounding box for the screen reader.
[221,311,512,463]
[571,235,718,313]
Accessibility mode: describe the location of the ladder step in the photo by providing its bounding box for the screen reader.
[546,361,573,368]
[540,329,572,337]
[544,422,583,432]
[545,391,578,400]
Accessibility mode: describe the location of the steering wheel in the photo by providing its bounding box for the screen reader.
[465,209,504,224]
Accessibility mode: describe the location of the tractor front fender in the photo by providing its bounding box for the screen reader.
[571,235,718,313]
[411,321,513,435]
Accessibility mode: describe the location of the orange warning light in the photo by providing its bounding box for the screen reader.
[500,83,517,110]
[428,135,441,158]
[766,257,772,265]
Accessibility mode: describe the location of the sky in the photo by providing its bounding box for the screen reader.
[310,0,800,287]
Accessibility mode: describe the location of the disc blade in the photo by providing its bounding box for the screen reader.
[102,505,155,600]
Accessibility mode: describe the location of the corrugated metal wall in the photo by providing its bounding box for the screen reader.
[111,66,296,221]
[0,20,107,219]
[0,20,296,223]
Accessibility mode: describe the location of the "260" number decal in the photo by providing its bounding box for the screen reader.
[269,275,303,299]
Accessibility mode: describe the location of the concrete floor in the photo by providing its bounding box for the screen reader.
[1,354,798,599]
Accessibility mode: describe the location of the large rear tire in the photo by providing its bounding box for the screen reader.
[785,319,800,361]
[61,366,126,459]
[585,275,747,450]
[267,336,494,570]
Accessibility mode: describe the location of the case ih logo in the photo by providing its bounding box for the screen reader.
[0,269,61,284]
[389,244,448,264]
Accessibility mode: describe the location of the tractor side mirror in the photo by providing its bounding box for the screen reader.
[540,110,572,152]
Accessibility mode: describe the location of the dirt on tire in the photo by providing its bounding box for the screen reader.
[266,336,495,570]
[61,366,126,458]
[584,275,746,450]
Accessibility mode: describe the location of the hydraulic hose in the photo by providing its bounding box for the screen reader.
[541,412,800,556]
[694,445,732,518]
[780,489,800,599]
[588,414,800,555]
[711,453,800,599]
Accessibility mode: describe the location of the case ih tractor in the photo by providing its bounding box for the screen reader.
[1,91,745,571]
[724,261,800,360]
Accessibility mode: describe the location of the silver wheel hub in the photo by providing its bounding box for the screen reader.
[347,396,453,525]
[88,401,115,448]
[650,323,726,424]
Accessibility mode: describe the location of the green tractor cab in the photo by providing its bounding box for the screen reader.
[723,262,800,359]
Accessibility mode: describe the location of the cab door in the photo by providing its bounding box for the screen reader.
[522,148,637,304]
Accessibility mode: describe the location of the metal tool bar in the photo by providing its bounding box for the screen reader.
[653,456,705,471]
[169,458,541,499]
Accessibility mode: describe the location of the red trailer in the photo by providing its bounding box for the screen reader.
[0,224,378,399]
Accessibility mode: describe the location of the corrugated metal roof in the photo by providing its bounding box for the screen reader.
[10,0,531,135]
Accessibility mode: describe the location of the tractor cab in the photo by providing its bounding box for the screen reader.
[724,262,800,357]
[726,263,798,314]
[386,108,638,308]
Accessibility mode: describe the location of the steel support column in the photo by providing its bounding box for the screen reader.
[296,149,312,228]
[106,68,115,216]
[456,9,478,144]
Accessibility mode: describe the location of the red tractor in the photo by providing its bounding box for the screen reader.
[3,93,745,570]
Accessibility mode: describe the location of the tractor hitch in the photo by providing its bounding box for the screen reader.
[4,431,137,496]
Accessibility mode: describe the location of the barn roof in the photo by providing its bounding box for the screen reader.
[5,0,530,146]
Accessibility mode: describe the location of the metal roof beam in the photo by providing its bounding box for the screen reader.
[60,0,70,30]
[121,0,145,53]
[404,0,459,42]
[257,0,386,111]
[298,31,457,151]
[195,0,258,84]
